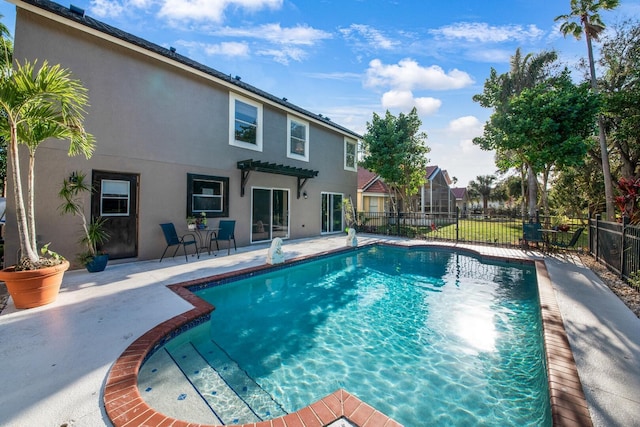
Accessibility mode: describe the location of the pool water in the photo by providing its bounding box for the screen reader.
[147,246,551,426]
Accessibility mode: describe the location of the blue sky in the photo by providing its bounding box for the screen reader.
[1,0,640,187]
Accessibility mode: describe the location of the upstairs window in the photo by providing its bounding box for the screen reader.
[344,138,357,171]
[229,93,262,151]
[187,173,229,218]
[287,115,309,162]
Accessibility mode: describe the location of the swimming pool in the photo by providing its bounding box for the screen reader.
[139,245,551,426]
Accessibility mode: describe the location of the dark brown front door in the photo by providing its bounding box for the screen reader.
[91,171,139,259]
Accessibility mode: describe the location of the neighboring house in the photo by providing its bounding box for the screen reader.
[412,166,456,214]
[357,168,390,213]
[451,187,470,217]
[5,0,360,266]
[358,165,457,215]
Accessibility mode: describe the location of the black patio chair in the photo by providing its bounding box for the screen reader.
[159,222,199,262]
[210,220,237,255]
[550,227,584,252]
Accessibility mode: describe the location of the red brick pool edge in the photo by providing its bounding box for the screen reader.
[103,249,593,427]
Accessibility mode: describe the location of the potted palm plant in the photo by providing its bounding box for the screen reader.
[0,24,95,308]
[59,171,109,272]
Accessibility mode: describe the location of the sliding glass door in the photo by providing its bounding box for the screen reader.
[251,188,289,242]
[321,192,343,233]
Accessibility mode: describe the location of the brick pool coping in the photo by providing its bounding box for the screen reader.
[103,244,593,427]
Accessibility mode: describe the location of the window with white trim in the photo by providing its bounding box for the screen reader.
[344,138,357,171]
[229,93,262,151]
[287,115,309,162]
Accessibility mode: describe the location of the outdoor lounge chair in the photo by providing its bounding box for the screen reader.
[159,223,199,262]
[210,220,237,255]
[522,222,544,249]
[550,227,584,252]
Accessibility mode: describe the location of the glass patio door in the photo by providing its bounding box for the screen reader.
[321,192,343,233]
[251,188,289,242]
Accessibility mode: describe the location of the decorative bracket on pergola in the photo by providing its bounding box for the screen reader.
[237,159,319,199]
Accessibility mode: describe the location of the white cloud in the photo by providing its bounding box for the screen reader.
[428,118,495,187]
[177,40,250,57]
[89,0,125,18]
[365,58,474,91]
[339,24,399,50]
[257,46,307,65]
[214,23,332,46]
[447,116,483,137]
[158,0,282,23]
[381,90,441,116]
[430,22,544,43]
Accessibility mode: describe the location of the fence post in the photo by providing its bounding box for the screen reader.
[595,214,600,262]
[455,206,459,242]
[621,216,629,279]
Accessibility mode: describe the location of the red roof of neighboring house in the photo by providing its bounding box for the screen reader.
[358,168,378,189]
[358,168,390,193]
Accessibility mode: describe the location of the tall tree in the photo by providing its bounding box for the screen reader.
[599,19,640,180]
[481,71,599,216]
[360,108,430,213]
[555,0,620,220]
[473,49,557,217]
[468,175,496,213]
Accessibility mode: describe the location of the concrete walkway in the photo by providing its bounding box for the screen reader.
[0,235,638,427]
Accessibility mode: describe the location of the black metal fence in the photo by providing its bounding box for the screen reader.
[355,209,640,291]
[355,209,589,249]
[590,216,640,290]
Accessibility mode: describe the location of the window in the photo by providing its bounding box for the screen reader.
[287,115,309,161]
[187,174,229,218]
[344,138,357,171]
[101,179,130,216]
[369,197,379,212]
[229,93,263,151]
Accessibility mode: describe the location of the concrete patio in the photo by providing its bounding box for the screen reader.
[0,235,638,427]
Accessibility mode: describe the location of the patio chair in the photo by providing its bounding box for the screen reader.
[159,223,199,262]
[522,222,544,249]
[550,227,584,252]
[210,220,237,255]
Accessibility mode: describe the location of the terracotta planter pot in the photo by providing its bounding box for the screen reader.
[0,260,70,309]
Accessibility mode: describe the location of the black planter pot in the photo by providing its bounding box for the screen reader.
[86,254,109,273]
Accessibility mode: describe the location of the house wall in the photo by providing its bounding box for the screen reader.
[5,8,357,267]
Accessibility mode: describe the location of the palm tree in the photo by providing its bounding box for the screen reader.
[0,59,95,265]
[469,175,497,213]
[555,0,619,221]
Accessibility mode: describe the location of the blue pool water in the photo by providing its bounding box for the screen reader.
[151,246,551,426]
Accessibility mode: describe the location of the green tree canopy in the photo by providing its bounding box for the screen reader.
[360,108,430,213]
[599,19,640,180]
[475,70,599,216]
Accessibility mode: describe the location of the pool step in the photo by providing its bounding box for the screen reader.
[191,338,288,421]
[166,343,263,425]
